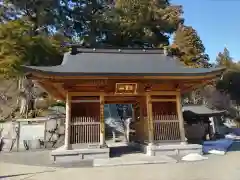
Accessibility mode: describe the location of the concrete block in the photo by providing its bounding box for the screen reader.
[51,147,110,163]
[53,154,83,163]
[155,149,178,156]
[178,148,202,156]
[141,143,202,157]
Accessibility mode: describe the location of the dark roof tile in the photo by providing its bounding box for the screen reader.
[22,49,225,76]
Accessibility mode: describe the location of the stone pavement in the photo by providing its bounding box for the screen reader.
[0,149,177,168]
[0,150,93,168]
[1,143,240,180]
[1,151,240,180]
[0,162,59,180]
[94,153,177,167]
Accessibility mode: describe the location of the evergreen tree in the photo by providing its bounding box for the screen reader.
[0,0,184,48]
[216,48,233,68]
[215,48,240,105]
[0,19,68,118]
[172,24,209,67]
[100,0,184,47]
[0,19,68,77]
[216,72,240,105]
[0,0,107,42]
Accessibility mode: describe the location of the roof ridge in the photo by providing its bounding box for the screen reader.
[71,47,165,55]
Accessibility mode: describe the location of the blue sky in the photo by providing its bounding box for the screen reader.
[171,0,240,62]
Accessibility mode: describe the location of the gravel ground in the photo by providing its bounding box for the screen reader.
[1,142,240,180]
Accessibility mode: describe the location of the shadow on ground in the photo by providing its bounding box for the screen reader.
[109,145,142,158]
[228,141,240,152]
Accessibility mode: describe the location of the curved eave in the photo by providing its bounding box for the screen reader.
[35,80,65,101]
[22,66,226,80]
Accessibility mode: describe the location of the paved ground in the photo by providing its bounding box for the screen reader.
[1,143,240,180]
[0,150,93,168]
[1,151,240,180]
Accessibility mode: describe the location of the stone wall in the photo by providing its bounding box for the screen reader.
[0,118,65,152]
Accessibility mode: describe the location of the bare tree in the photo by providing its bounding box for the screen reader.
[0,77,48,121]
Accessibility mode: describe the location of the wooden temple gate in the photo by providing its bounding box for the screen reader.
[68,91,185,146]
[22,48,225,151]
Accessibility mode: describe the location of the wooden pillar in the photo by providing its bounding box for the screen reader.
[64,92,71,150]
[139,100,144,122]
[139,99,144,142]
[146,94,154,144]
[100,94,105,146]
[139,98,146,142]
[176,92,186,143]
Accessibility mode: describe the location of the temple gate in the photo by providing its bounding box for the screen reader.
[22,47,225,161]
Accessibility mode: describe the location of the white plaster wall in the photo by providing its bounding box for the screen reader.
[0,122,19,151]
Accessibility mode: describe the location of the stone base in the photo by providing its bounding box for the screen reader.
[141,143,202,156]
[51,145,110,163]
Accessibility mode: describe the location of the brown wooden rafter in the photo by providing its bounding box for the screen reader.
[37,81,65,100]
[27,71,223,100]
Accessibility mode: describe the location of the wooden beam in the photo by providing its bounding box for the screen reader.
[68,91,179,97]
[38,80,65,98]
[176,92,186,142]
[71,100,100,103]
[64,92,72,149]
[151,99,176,102]
[139,97,145,141]
[104,101,137,104]
[146,94,154,143]
[53,83,66,97]
[30,71,224,81]
[69,92,101,96]
[147,91,179,95]
[105,96,137,101]
[51,83,66,99]
[37,81,64,100]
